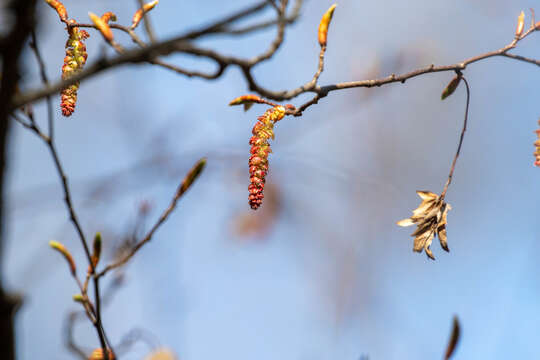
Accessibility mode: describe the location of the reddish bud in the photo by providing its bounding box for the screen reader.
[45,0,68,22]
[101,12,117,24]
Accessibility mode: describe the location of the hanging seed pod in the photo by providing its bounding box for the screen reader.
[60,20,89,117]
[248,106,286,210]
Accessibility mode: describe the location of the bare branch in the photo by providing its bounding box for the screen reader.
[97,158,206,278]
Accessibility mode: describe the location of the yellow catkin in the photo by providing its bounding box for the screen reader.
[60,20,89,117]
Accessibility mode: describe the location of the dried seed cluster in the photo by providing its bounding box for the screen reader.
[60,20,89,117]
[248,105,285,210]
[397,191,451,260]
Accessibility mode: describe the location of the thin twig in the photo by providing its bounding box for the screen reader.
[97,158,206,278]
[27,30,111,358]
[64,312,88,360]
[440,76,470,201]
[225,0,302,35]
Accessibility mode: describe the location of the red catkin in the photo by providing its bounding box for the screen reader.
[248,106,285,209]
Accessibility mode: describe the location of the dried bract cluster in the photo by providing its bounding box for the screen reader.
[534,119,540,167]
[397,191,451,260]
[61,20,89,117]
[248,106,285,210]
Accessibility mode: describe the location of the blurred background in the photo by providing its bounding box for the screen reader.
[3,0,540,359]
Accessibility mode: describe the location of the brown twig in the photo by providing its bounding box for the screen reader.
[440,76,470,201]
[64,312,88,360]
[15,8,537,114]
[223,0,302,35]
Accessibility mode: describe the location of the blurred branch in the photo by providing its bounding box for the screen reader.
[0,1,37,359]
[64,312,87,360]
[97,158,206,278]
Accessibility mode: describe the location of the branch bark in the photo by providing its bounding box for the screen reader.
[0,1,37,359]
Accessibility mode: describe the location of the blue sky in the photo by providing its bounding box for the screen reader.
[4,0,540,359]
